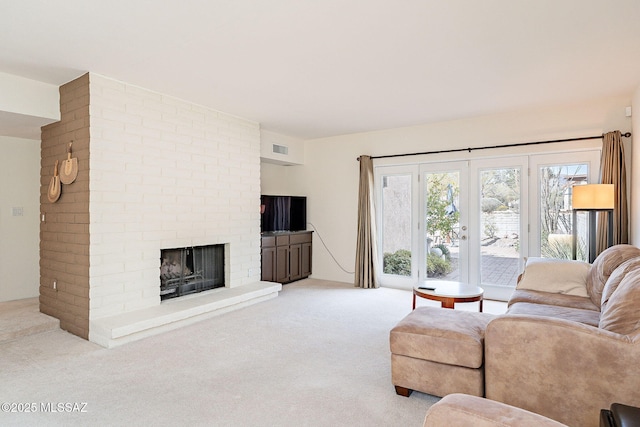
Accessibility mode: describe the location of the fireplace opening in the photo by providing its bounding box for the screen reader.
[160,244,225,301]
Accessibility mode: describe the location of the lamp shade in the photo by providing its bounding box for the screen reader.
[572,184,614,210]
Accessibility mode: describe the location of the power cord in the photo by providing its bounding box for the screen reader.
[307,222,355,275]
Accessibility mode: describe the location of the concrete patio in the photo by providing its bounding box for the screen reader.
[442,238,521,287]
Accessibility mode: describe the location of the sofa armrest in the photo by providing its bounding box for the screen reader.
[485,315,640,427]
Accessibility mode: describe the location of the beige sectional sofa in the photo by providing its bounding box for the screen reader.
[391,244,640,427]
[485,244,640,427]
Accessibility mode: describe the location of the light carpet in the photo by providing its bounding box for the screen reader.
[1,279,502,426]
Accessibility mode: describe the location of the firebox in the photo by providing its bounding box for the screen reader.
[160,244,225,301]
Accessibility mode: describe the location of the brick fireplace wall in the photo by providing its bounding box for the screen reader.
[40,73,262,339]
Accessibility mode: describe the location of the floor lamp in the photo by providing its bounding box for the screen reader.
[571,184,614,263]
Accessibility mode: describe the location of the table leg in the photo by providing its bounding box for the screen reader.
[441,298,455,309]
[412,292,416,310]
[479,298,483,312]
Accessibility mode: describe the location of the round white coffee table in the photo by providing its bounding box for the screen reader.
[413,280,484,311]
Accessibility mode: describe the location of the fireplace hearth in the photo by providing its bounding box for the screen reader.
[160,244,225,300]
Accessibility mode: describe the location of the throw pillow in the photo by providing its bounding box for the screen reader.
[599,268,640,335]
[516,257,590,297]
[601,257,640,311]
[587,245,640,308]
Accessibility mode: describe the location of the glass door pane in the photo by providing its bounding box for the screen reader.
[479,167,521,287]
[529,151,600,260]
[421,161,468,284]
[381,174,413,277]
[539,164,585,259]
[424,171,461,280]
[376,164,420,288]
[469,157,527,300]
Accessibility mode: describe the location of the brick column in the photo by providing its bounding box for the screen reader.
[40,74,90,339]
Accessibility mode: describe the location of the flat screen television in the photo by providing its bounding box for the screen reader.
[261,195,307,232]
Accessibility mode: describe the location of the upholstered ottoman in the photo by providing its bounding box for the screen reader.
[423,393,568,426]
[390,306,496,397]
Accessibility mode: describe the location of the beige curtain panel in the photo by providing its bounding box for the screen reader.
[355,155,379,288]
[596,130,629,255]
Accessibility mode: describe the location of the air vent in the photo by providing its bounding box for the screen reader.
[272,144,289,155]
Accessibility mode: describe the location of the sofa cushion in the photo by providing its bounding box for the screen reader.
[508,289,599,311]
[390,307,495,369]
[587,244,640,308]
[601,257,640,311]
[516,257,590,297]
[599,268,640,335]
[507,302,601,327]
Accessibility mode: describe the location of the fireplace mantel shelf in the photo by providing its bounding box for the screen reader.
[89,281,281,348]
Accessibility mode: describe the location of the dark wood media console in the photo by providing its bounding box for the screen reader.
[261,231,312,284]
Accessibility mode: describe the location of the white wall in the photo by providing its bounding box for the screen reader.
[0,72,59,302]
[260,162,305,196]
[0,136,40,302]
[260,127,307,199]
[632,85,640,245]
[88,74,262,319]
[263,95,633,284]
[0,71,59,120]
[260,129,304,165]
[0,72,60,140]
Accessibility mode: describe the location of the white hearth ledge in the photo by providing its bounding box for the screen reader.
[89,281,281,348]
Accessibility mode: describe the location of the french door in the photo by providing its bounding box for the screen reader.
[469,157,528,300]
[376,150,600,300]
[420,162,469,284]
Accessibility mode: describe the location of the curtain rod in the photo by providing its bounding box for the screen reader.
[357,132,632,161]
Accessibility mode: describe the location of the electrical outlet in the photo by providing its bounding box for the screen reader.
[53,280,57,291]
[12,207,23,216]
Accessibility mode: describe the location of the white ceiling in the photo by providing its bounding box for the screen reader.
[1,0,640,140]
